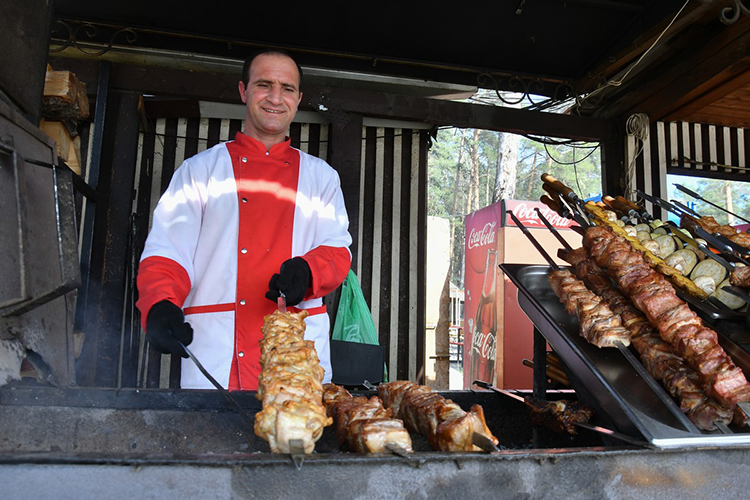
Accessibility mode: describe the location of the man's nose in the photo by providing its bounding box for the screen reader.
[266,85,283,104]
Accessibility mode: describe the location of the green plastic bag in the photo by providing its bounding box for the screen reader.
[332,270,387,382]
[332,270,379,345]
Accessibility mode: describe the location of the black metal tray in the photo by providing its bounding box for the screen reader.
[501,263,750,448]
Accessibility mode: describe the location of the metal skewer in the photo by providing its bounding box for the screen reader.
[507,210,560,270]
[671,199,702,218]
[179,342,255,425]
[675,183,750,225]
[473,380,652,447]
[535,208,574,252]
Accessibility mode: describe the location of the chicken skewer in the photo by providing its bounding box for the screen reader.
[378,380,499,452]
[321,383,413,454]
[254,310,332,454]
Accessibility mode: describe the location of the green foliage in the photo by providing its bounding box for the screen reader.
[428,126,603,288]
[667,174,750,226]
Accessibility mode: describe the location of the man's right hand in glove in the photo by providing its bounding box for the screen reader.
[146,300,193,358]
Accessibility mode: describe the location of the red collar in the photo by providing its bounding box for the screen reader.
[233,132,293,159]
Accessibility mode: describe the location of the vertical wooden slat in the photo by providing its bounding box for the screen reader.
[300,123,310,154]
[184,118,200,159]
[379,129,395,374]
[739,128,746,174]
[723,126,732,174]
[198,118,209,153]
[160,118,178,193]
[407,131,420,382]
[371,128,385,337]
[397,130,414,380]
[415,131,428,383]
[389,129,403,383]
[701,123,711,172]
[361,127,377,307]
[694,123,704,171]
[175,118,187,166]
[709,125,718,172]
[219,119,231,142]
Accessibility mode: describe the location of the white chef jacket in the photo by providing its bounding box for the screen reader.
[137,132,351,390]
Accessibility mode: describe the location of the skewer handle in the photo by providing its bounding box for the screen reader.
[540,194,565,216]
[541,173,577,202]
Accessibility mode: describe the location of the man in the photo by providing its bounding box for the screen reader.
[136,49,352,390]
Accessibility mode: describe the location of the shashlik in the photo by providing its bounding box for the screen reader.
[321,383,413,453]
[254,310,332,454]
[524,397,594,435]
[561,246,734,430]
[584,225,750,423]
[730,266,750,288]
[686,214,750,249]
[378,380,499,451]
[548,269,632,348]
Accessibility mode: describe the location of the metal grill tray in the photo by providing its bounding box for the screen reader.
[501,263,750,448]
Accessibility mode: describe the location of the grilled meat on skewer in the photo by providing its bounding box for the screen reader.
[730,266,750,288]
[682,214,750,252]
[524,398,594,435]
[585,226,750,415]
[561,246,734,430]
[321,383,413,453]
[378,381,499,451]
[254,310,332,454]
[548,269,632,348]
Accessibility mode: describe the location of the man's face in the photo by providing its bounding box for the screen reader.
[239,54,302,147]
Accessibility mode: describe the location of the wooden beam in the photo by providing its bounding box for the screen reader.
[77,90,141,387]
[52,57,611,142]
[576,2,719,93]
[310,88,610,142]
[591,15,750,121]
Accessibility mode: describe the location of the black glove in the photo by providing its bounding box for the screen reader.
[145,300,193,358]
[265,257,311,306]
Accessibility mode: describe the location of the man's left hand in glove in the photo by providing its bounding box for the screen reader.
[265,257,311,306]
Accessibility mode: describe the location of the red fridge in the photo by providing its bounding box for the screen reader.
[463,199,582,389]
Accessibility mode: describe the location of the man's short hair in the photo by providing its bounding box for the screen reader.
[241,49,303,89]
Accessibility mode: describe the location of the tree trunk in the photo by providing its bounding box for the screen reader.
[526,151,539,200]
[493,132,519,202]
[434,132,464,389]
[471,129,480,211]
[434,271,451,390]
[725,181,734,225]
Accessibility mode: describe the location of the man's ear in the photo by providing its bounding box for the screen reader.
[238,81,247,103]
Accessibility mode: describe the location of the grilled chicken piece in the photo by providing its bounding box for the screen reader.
[378,381,499,451]
[254,310,332,454]
[347,417,413,453]
[322,383,413,453]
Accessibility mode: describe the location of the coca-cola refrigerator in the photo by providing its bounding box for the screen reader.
[463,199,582,390]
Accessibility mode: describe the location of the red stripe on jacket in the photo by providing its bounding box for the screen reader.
[136,256,192,329]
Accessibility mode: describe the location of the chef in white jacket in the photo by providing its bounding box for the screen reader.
[137,49,351,390]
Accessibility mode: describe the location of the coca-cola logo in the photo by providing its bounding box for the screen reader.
[507,202,575,229]
[472,329,497,362]
[467,221,497,249]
